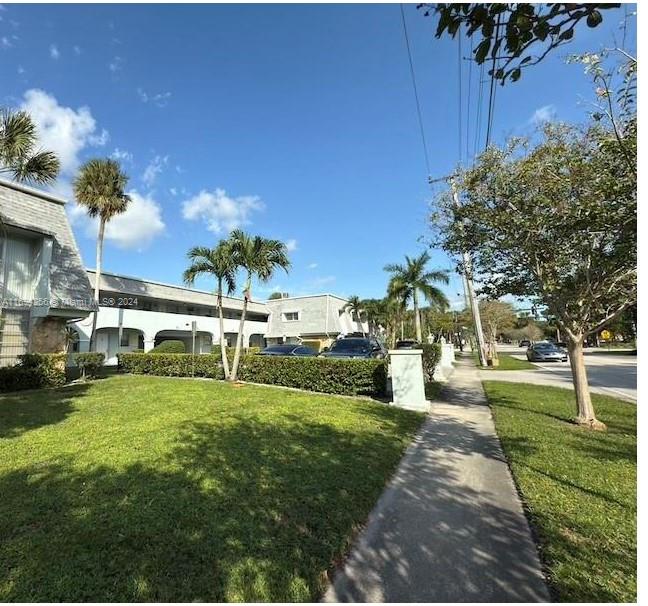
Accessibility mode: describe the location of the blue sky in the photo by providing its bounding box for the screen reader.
[0,3,636,306]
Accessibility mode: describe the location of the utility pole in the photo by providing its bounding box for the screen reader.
[428,172,488,367]
[449,178,488,367]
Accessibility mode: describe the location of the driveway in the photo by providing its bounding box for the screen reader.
[482,345,637,402]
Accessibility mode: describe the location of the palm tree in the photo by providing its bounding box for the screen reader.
[183,241,237,379]
[344,295,366,336]
[73,158,130,350]
[229,230,291,381]
[384,251,449,343]
[0,108,60,184]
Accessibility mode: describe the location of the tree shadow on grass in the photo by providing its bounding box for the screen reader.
[0,409,421,602]
[0,383,91,439]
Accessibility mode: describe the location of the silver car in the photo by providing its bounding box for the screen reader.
[526,342,568,362]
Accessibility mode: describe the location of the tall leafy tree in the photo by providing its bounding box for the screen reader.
[0,108,60,184]
[384,252,449,343]
[479,299,517,361]
[435,122,636,429]
[183,241,237,379]
[73,159,131,351]
[229,230,290,381]
[343,296,366,336]
[419,3,618,84]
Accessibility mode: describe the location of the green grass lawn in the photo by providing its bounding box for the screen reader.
[477,353,536,370]
[483,381,636,602]
[0,375,423,602]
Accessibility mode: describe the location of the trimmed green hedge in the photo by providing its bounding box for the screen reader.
[421,344,442,382]
[238,355,387,397]
[118,353,225,379]
[73,352,105,379]
[0,353,67,393]
[118,352,387,397]
[151,340,186,354]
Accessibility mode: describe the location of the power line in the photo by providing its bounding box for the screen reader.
[484,15,501,147]
[466,35,473,162]
[400,3,431,178]
[473,61,485,157]
[457,28,462,165]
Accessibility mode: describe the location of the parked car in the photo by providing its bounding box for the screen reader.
[256,344,317,357]
[519,339,531,348]
[526,342,568,362]
[319,337,387,359]
[395,339,420,349]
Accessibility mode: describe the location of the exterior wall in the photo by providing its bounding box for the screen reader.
[73,306,268,365]
[0,180,94,315]
[265,294,368,342]
[0,180,93,365]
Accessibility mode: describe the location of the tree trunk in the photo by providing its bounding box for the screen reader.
[230,276,250,381]
[413,291,422,343]
[217,289,230,380]
[566,334,606,430]
[90,219,105,352]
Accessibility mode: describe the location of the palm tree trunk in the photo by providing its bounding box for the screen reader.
[90,218,105,352]
[413,291,422,343]
[217,288,230,380]
[230,275,250,381]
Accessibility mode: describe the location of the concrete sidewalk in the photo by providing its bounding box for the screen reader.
[324,354,550,603]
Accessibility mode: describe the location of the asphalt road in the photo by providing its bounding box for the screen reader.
[480,345,637,402]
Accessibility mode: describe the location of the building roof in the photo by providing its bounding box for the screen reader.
[87,269,269,315]
[0,179,94,313]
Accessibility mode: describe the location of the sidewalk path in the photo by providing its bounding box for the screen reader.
[324,354,550,603]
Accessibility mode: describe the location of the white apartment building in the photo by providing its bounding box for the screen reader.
[72,271,368,365]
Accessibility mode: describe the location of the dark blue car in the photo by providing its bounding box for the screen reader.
[257,344,317,357]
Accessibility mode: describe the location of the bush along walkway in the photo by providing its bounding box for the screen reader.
[324,352,549,602]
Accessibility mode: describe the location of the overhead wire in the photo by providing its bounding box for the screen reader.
[457,28,462,165]
[400,3,432,179]
[484,14,501,148]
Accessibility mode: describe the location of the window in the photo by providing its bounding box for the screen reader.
[120,331,129,347]
[283,311,299,322]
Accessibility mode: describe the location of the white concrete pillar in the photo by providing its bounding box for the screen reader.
[388,349,428,412]
[143,336,155,352]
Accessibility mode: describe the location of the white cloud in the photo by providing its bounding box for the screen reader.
[83,191,165,250]
[110,148,133,164]
[529,104,556,125]
[142,154,168,187]
[137,87,171,107]
[49,44,59,59]
[181,188,264,234]
[108,55,122,72]
[285,238,298,252]
[20,88,108,176]
[17,65,24,75]
[307,262,318,269]
[1,35,11,48]
[73,45,81,55]
[169,187,177,196]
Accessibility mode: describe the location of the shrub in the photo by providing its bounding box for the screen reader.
[210,345,262,361]
[118,353,224,379]
[421,344,442,382]
[117,352,387,397]
[151,339,186,354]
[239,355,388,397]
[0,353,67,393]
[73,352,105,379]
